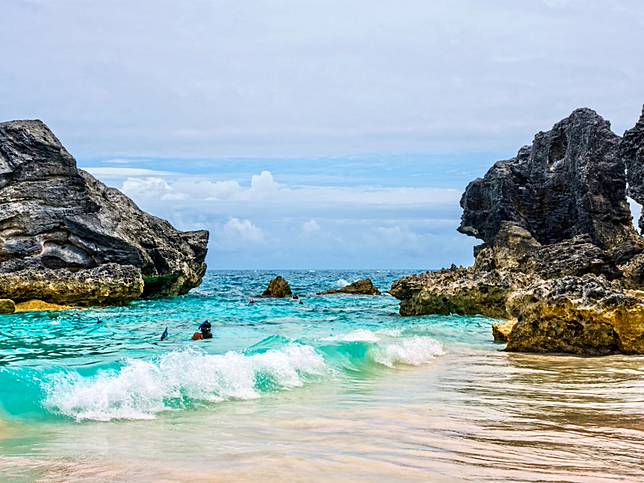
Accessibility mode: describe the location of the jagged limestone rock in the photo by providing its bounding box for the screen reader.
[622,106,644,231]
[458,108,639,250]
[0,120,209,305]
[392,107,644,355]
[506,275,644,355]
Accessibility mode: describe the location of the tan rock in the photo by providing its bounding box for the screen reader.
[506,275,644,355]
[492,321,515,342]
[262,276,292,298]
[0,264,144,306]
[14,300,73,312]
[0,299,15,314]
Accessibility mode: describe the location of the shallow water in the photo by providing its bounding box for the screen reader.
[0,271,643,482]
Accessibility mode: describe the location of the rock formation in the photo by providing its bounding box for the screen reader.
[621,106,644,231]
[0,120,209,306]
[391,107,644,355]
[319,278,381,295]
[0,299,15,314]
[262,276,292,298]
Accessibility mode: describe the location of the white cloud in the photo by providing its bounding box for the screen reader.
[302,219,320,233]
[222,218,265,244]
[121,177,186,201]
[249,170,279,197]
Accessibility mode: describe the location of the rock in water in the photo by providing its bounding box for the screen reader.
[391,106,644,355]
[0,299,15,314]
[319,278,381,295]
[262,276,292,298]
[0,120,209,305]
[506,275,644,355]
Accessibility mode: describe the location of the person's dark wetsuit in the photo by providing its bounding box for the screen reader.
[192,320,213,340]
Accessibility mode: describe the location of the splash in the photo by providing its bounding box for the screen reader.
[43,345,326,421]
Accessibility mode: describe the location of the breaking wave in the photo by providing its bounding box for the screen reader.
[42,332,443,421]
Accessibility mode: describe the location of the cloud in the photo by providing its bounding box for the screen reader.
[224,218,264,243]
[302,219,320,233]
[120,177,186,201]
[2,1,643,158]
[111,168,476,268]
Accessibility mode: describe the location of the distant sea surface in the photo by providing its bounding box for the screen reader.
[0,270,643,482]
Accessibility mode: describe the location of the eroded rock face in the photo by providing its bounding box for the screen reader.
[506,275,644,355]
[622,106,644,231]
[459,108,638,250]
[320,278,381,295]
[389,266,523,319]
[262,276,292,298]
[0,120,209,305]
[391,106,644,355]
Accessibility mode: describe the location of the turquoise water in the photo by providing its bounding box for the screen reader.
[0,271,487,422]
[1,271,643,482]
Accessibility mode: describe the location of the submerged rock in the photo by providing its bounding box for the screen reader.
[319,278,381,295]
[0,120,209,306]
[0,299,15,314]
[392,106,644,355]
[262,276,292,298]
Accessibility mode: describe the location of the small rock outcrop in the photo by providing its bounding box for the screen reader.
[319,279,381,295]
[0,120,209,306]
[492,321,515,343]
[392,107,644,355]
[262,276,292,298]
[0,299,15,314]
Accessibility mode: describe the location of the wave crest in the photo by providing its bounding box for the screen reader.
[43,345,326,421]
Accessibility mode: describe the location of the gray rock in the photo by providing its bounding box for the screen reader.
[0,120,209,304]
[458,108,639,250]
[621,105,644,231]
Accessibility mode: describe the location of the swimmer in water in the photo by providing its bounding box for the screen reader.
[192,320,213,340]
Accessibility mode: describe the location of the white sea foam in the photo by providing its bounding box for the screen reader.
[371,336,444,368]
[336,278,350,288]
[322,329,382,343]
[322,328,403,343]
[43,345,327,421]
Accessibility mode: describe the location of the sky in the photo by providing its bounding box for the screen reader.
[1,0,644,268]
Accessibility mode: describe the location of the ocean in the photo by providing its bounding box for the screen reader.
[0,270,643,482]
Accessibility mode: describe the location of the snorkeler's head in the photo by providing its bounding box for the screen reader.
[199,320,213,338]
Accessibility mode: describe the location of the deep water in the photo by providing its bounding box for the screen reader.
[1,271,642,482]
